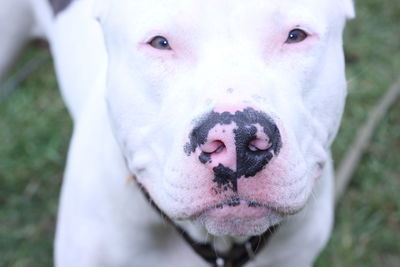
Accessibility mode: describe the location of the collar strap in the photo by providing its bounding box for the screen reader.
[136,183,278,267]
[178,224,278,267]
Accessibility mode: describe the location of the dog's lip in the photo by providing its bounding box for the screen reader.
[191,197,284,236]
[191,197,283,220]
[208,201,272,219]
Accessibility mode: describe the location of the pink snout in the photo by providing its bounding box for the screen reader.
[199,125,272,170]
[184,107,282,192]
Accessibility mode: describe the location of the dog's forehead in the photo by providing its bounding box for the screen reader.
[98,0,345,41]
[108,0,337,10]
[103,0,342,23]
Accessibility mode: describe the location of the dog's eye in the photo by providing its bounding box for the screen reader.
[148,36,172,50]
[286,29,308,44]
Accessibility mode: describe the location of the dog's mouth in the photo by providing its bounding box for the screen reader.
[194,197,284,236]
[137,178,284,237]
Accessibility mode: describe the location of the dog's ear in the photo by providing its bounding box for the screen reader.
[342,0,356,19]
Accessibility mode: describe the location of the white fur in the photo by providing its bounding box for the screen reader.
[0,0,354,266]
[342,0,356,19]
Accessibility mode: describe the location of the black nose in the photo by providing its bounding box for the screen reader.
[184,107,282,192]
[230,108,282,178]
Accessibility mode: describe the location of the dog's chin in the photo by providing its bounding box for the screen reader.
[196,201,283,237]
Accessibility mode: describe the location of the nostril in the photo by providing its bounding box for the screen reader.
[215,144,225,153]
[247,138,271,152]
[201,140,226,154]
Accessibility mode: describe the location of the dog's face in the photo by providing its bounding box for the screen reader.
[96,0,353,237]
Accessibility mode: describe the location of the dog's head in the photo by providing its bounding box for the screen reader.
[95,0,354,237]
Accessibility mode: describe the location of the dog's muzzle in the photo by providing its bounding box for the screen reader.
[184,106,282,193]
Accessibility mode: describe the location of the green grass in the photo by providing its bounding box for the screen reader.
[0,0,399,266]
[0,50,71,266]
[315,0,400,266]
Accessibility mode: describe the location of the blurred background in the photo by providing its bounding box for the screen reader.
[0,0,399,266]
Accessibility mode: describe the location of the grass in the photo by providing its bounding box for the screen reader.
[0,0,399,266]
[315,0,400,266]
[0,48,71,266]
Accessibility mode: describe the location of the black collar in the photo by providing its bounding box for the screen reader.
[137,183,278,267]
[178,224,278,267]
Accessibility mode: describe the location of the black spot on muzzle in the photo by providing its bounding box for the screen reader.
[184,107,282,192]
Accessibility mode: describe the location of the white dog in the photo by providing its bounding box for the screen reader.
[0,0,355,266]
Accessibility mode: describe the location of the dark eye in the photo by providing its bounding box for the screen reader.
[148,36,172,50]
[286,29,308,44]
